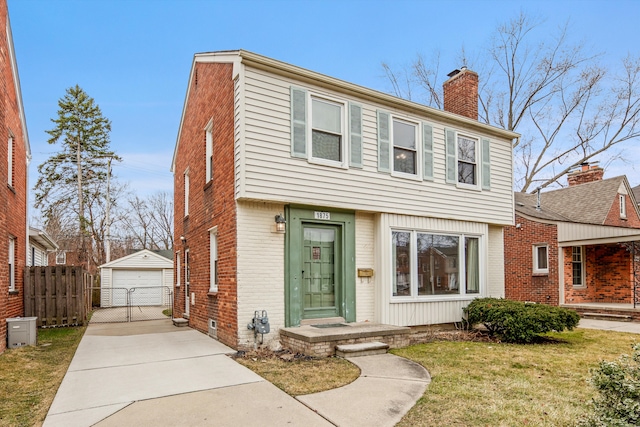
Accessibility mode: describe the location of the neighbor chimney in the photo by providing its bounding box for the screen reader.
[567,162,604,186]
[443,67,478,120]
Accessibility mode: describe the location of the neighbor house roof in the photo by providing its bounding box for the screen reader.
[633,185,640,205]
[515,176,634,226]
[28,227,58,251]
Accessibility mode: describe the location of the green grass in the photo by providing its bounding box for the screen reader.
[393,329,638,427]
[0,326,85,427]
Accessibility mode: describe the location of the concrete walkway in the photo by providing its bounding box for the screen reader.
[579,318,640,334]
[43,320,430,427]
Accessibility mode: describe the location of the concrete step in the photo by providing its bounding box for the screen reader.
[335,341,389,358]
[581,312,633,322]
[172,318,189,327]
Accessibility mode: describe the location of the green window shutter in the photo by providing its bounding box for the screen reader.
[290,87,307,158]
[377,110,390,173]
[349,103,363,168]
[481,138,491,190]
[445,128,456,183]
[422,122,434,181]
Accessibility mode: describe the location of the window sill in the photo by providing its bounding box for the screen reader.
[308,157,348,170]
[203,180,213,191]
[208,289,218,296]
[7,184,15,194]
[532,272,549,277]
[390,171,421,181]
[390,295,479,303]
[456,183,481,192]
[8,290,18,296]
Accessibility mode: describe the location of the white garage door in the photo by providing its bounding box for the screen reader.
[112,270,163,306]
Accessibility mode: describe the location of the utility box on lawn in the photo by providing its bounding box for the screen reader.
[6,317,37,348]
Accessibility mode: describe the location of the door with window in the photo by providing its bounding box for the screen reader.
[302,225,341,319]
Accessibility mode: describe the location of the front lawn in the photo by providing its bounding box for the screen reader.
[0,326,85,427]
[394,329,638,427]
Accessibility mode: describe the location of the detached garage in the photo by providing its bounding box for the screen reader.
[99,250,174,307]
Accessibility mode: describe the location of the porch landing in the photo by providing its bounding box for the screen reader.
[280,322,411,357]
[563,303,640,322]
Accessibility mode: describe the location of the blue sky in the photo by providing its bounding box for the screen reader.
[8,0,640,209]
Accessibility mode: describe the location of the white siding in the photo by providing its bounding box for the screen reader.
[558,222,640,245]
[100,268,112,306]
[236,66,514,226]
[236,201,286,349]
[376,213,489,326]
[355,212,375,322]
[487,225,505,298]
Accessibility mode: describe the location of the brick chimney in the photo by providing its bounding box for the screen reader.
[443,67,478,120]
[567,163,604,186]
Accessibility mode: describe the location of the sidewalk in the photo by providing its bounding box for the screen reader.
[578,318,640,334]
[43,319,430,427]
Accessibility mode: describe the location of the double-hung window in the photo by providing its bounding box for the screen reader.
[392,119,418,176]
[205,119,213,183]
[392,230,481,298]
[176,251,181,287]
[290,87,353,168]
[311,98,343,163]
[8,237,15,292]
[572,246,584,286]
[533,244,549,274]
[457,135,477,185]
[445,129,490,190]
[7,134,13,188]
[184,169,190,217]
[209,228,218,292]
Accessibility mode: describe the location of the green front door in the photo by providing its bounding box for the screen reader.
[302,225,341,319]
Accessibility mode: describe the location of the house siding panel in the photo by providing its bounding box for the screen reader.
[237,67,514,226]
[355,212,375,322]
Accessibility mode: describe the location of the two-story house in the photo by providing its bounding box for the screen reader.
[504,164,640,319]
[1,0,30,353]
[171,50,518,350]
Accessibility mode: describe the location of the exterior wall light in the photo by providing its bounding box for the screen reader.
[275,214,286,233]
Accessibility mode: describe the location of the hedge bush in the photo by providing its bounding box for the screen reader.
[464,298,580,343]
[577,344,640,427]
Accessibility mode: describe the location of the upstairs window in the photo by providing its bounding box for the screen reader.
[311,98,343,163]
[457,135,477,185]
[184,169,190,217]
[445,129,491,190]
[205,119,213,183]
[392,120,417,175]
[533,244,549,274]
[7,134,13,187]
[620,194,627,218]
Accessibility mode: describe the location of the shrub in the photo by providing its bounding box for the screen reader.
[577,344,640,427]
[464,298,580,343]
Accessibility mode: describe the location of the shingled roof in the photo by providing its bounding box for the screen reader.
[515,176,628,225]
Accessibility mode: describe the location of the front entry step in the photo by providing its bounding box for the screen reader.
[335,341,389,358]
[581,312,633,322]
[172,318,189,327]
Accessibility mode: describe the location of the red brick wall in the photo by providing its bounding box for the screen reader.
[0,0,28,353]
[173,62,238,348]
[604,193,640,228]
[566,166,604,186]
[564,244,633,304]
[504,215,559,305]
[443,69,478,120]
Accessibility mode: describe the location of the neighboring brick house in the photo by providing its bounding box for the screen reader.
[0,0,30,353]
[633,185,640,209]
[505,164,640,308]
[171,50,519,350]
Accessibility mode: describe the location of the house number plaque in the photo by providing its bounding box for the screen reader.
[314,211,330,220]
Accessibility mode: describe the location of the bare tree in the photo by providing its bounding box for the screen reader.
[382,12,640,191]
[118,191,173,251]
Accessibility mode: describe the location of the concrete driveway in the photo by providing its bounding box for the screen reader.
[43,320,332,427]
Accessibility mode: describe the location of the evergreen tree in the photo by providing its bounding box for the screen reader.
[35,85,120,267]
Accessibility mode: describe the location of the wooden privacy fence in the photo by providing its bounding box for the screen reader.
[24,266,93,327]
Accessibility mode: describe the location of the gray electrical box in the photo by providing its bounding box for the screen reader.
[7,317,37,348]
